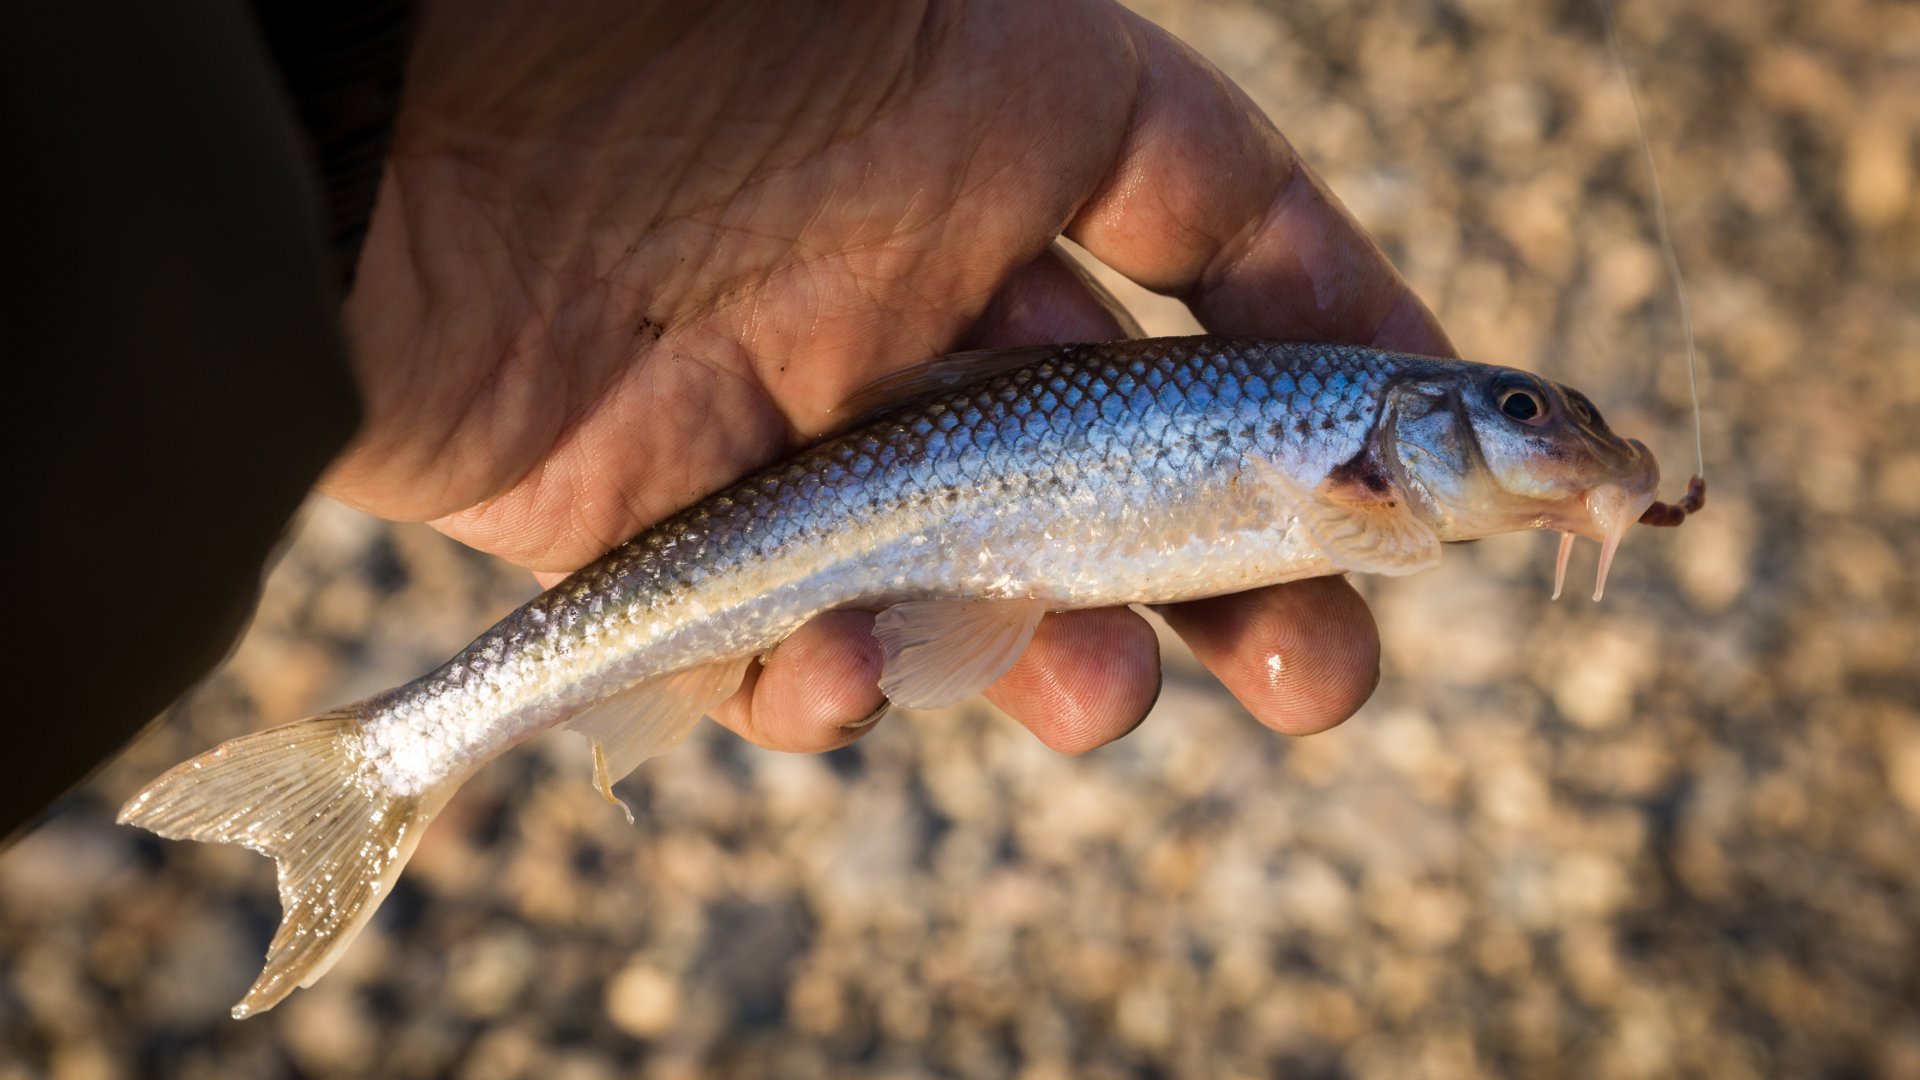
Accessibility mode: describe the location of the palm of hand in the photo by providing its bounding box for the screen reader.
[326,0,1453,753]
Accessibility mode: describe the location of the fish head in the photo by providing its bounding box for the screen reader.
[1381,365,1660,598]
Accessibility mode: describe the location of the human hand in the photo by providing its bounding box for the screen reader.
[326,0,1455,755]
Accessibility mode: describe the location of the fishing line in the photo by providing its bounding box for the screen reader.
[1598,0,1706,482]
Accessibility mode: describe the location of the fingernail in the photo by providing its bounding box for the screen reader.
[843,701,889,730]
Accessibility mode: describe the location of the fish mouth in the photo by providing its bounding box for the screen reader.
[1549,438,1660,601]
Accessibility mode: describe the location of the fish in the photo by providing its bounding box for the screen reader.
[118,336,1698,1017]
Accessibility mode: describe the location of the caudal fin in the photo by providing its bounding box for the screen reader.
[118,707,447,1018]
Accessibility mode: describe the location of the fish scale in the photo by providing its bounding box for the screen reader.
[120,334,1670,1017]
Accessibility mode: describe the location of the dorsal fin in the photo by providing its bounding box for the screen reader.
[832,344,1066,426]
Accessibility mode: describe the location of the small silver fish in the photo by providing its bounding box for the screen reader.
[120,337,1694,1017]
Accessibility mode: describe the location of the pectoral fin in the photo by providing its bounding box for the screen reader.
[1253,457,1442,577]
[563,658,749,822]
[873,599,1048,709]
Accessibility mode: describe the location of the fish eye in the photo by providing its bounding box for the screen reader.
[1491,376,1550,426]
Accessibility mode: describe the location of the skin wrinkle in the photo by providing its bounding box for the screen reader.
[443,198,568,514]
[334,174,447,506]
[497,192,570,413]
[1185,170,1447,358]
[1051,8,1152,235]
[716,6,830,133]
[633,140,741,274]
[729,221,977,435]
[353,162,488,446]
[821,7,935,155]
[386,159,817,549]
[869,0,949,133]
[848,171,1080,395]
[1369,284,1452,355]
[343,160,548,514]
[468,27,837,368]
[409,4,721,143]
[1067,26,1259,287]
[713,657,772,747]
[765,124,969,280]
[1192,162,1314,320]
[691,8,922,205]
[437,338,791,570]
[969,70,1116,244]
[1300,179,1386,322]
[619,349,770,509]
[747,210,921,364]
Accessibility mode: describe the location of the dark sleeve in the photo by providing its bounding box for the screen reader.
[0,0,409,838]
[253,0,412,289]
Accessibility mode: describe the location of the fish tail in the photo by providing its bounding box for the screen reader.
[118,705,449,1019]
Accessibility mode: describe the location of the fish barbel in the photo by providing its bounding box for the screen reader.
[119,336,1693,1016]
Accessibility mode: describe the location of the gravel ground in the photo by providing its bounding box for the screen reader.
[6,0,1918,1077]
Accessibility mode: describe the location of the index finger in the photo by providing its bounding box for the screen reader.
[1067,13,1455,359]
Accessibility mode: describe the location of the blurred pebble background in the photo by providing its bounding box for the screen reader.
[5,0,1918,1076]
